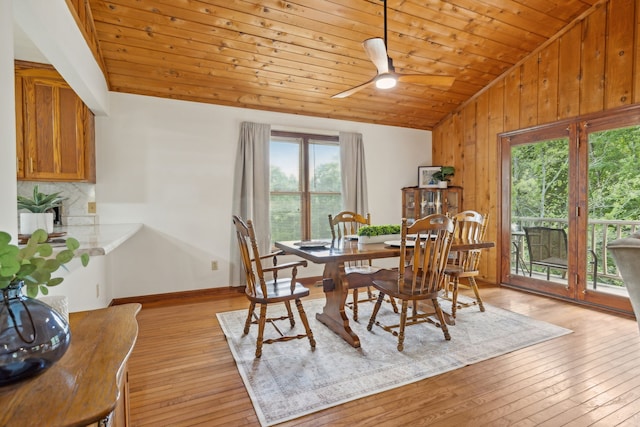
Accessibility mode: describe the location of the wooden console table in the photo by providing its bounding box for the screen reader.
[0,303,141,427]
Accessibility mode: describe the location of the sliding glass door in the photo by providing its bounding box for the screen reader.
[501,106,640,314]
[503,125,575,299]
[580,115,640,312]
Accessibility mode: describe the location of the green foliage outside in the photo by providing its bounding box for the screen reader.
[511,125,640,285]
[270,143,342,242]
[512,126,640,224]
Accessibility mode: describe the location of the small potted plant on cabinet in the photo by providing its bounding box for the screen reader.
[17,185,66,235]
[433,166,455,188]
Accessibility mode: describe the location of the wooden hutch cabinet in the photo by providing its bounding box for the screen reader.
[15,61,96,182]
[401,186,462,222]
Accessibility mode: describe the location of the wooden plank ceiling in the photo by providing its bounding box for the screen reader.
[85,0,601,130]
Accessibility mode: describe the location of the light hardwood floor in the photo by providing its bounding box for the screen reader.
[126,285,640,426]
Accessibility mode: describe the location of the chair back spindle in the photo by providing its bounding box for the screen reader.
[398,214,455,296]
[443,210,489,318]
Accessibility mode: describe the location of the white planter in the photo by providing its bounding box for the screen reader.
[19,212,54,234]
[437,180,448,188]
[357,234,401,244]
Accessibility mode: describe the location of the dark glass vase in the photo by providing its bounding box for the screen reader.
[0,281,71,386]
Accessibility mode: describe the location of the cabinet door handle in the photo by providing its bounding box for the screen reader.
[29,157,33,173]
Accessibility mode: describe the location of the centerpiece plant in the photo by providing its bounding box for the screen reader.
[357,224,401,237]
[356,224,402,244]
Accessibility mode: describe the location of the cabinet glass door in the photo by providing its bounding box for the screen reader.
[404,190,417,222]
[418,189,443,217]
[445,188,460,215]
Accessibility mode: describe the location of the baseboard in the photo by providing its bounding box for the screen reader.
[110,277,324,308]
[110,286,246,308]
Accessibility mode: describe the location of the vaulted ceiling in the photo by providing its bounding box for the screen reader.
[84,0,602,130]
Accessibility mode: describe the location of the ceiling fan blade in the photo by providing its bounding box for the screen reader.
[363,38,390,74]
[396,74,455,88]
[331,78,376,99]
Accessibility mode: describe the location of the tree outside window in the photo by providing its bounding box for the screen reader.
[270,131,341,242]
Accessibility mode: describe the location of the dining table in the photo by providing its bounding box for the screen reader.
[275,237,495,348]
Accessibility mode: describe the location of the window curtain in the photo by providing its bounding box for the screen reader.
[339,131,369,214]
[230,121,271,286]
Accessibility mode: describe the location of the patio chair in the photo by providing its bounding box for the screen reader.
[366,214,455,352]
[328,211,398,321]
[232,215,316,358]
[523,226,598,288]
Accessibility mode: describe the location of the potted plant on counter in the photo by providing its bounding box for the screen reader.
[432,166,455,188]
[0,228,90,385]
[17,185,66,235]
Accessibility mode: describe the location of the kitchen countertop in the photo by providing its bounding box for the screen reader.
[50,223,143,256]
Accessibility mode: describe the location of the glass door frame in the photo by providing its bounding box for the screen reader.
[499,120,578,300]
[576,108,640,313]
[499,104,640,314]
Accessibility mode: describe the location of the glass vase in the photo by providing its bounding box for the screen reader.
[0,281,71,386]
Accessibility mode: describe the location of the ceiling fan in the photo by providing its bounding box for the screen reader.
[332,0,455,99]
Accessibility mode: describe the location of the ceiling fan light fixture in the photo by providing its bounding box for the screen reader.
[375,74,397,89]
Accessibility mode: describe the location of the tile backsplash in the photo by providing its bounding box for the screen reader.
[17,181,98,225]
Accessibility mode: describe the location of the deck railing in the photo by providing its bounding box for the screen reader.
[512,217,640,285]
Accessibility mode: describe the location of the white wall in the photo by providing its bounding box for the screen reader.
[98,92,432,297]
[38,255,109,312]
[6,0,433,299]
[0,1,18,236]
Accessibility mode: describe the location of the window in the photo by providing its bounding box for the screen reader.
[500,104,640,315]
[270,131,341,242]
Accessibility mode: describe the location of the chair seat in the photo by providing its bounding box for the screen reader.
[345,265,380,275]
[344,265,383,289]
[249,279,310,304]
[372,277,440,301]
[444,264,479,279]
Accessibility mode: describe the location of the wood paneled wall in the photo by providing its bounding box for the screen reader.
[432,0,639,283]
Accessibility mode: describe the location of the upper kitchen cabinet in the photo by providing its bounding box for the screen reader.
[15,61,96,182]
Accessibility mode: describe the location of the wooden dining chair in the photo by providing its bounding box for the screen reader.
[328,211,397,321]
[232,215,316,358]
[366,214,455,351]
[443,211,489,319]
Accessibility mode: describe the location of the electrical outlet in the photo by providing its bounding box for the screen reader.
[211,260,218,271]
[88,202,97,214]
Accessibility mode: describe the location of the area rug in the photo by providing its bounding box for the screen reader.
[216,297,572,426]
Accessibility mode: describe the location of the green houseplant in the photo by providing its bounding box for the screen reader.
[0,228,90,385]
[357,224,402,244]
[0,228,89,297]
[17,185,66,234]
[432,166,455,183]
[433,166,455,188]
[357,224,401,237]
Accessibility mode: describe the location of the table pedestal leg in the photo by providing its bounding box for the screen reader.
[315,262,361,348]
